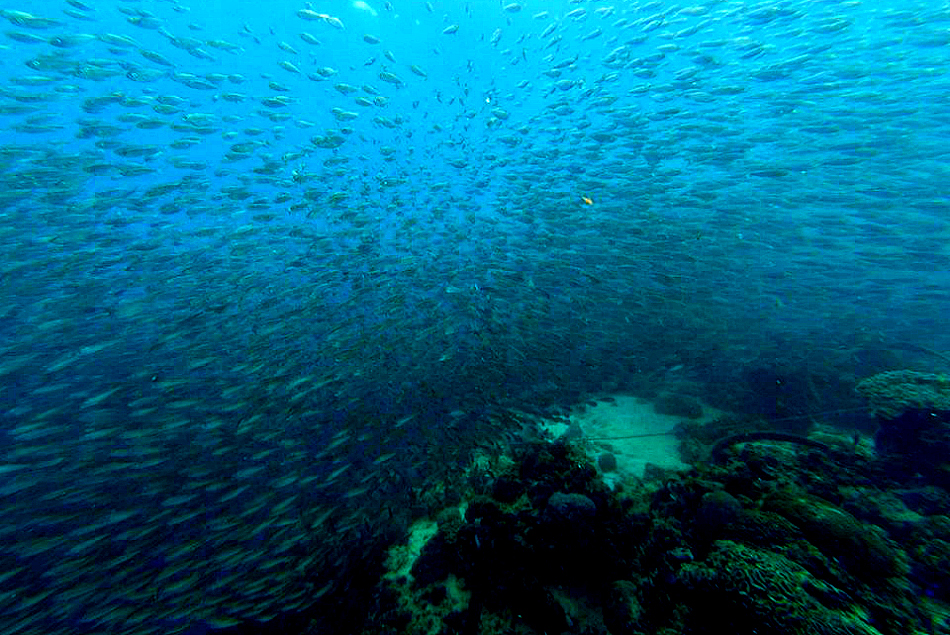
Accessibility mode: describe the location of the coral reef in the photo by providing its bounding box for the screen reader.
[350,432,948,635]
[857,369,950,488]
[856,370,950,420]
[678,540,879,635]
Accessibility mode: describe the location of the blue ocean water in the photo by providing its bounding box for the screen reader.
[0,0,949,633]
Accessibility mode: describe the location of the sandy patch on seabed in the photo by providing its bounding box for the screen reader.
[541,394,724,485]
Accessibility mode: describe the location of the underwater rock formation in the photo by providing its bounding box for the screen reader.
[856,370,950,420]
[652,393,704,419]
[857,370,950,487]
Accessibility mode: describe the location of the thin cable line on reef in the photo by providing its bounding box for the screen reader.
[581,406,872,441]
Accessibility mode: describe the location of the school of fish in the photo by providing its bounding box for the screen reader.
[1,0,949,633]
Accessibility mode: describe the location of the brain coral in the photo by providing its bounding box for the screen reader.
[678,540,880,635]
[763,491,908,580]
